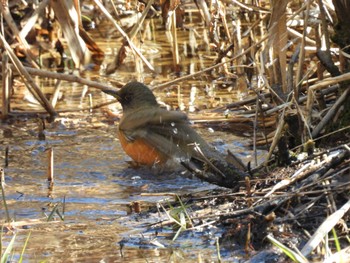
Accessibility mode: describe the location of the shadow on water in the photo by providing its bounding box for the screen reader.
[0,11,267,263]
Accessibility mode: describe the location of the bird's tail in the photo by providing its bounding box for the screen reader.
[181,144,248,189]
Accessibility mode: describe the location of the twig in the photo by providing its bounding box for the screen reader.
[253,97,259,166]
[306,72,350,124]
[295,0,311,99]
[301,199,350,257]
[47,148,54,187]
[312,86,350,138]
[0,62,118,90]
[0,34,56,117]
[153,32,271,89]
[263,106,287,166]
[19,0,49,40]
[51,80,62,108]
[171,11,180,67]
[0,2,38,67]
[1,51,11,118]
[307,72,350,90]
[5,146,9,167]
[312,125,350,143]
[93,0,154,72]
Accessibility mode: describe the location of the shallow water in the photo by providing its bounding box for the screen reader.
[1,113,261,262]
[1,7,266,262]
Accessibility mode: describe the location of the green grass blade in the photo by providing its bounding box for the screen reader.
[47,203,59,221]
[1,233,16,263]
[267,235,308,263]
[172,225,184,241]
[18,231,31,263]
[176,194,193,226]
[172,212,186,241]
[0,225,3,259]
[331,228,341,253]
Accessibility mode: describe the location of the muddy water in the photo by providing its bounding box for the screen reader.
[1,10,265,263]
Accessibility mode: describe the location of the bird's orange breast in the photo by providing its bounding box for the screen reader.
[117,129,167,166]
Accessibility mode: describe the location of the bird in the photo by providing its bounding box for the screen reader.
[103,81,247,188]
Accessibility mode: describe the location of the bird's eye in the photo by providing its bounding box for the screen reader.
[123,95,131,103]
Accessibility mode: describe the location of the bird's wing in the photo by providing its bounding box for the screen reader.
[119,107,188,130]
[119,107,210,160]
[119,107,247,188]
[118,108,184,159]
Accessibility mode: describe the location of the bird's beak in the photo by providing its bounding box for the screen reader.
[102,88,120,100]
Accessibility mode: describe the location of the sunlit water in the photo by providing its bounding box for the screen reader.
[1,113,262,262]
[0,7,266,262]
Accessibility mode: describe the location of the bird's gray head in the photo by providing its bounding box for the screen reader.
[103,82,158,110]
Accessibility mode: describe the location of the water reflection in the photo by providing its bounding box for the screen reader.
[0,10,264,262]
[1,114,244,261]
